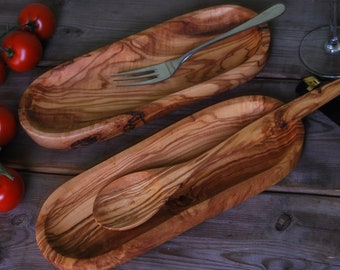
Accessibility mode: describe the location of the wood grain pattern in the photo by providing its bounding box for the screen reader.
[93,79,340,231]
[0,1,339,269]
[35,95,305,269]
[18,5,270,149]
[2,172,339,270]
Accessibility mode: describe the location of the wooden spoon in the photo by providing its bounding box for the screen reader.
[93,79,340,231]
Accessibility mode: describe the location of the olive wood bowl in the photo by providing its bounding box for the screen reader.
[36,95,304,270]
[19,5,270,149]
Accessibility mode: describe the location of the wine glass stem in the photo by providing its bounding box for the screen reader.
[325,0,340,53]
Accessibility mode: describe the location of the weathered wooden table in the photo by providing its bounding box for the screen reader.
[0,0,339,269]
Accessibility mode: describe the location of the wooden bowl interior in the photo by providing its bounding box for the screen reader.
[21,5,261,134]
[36,95,304,269]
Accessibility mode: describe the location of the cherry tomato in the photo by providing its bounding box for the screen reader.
[0,105,17,146]
[0,165,24,212]
[0,59,5,85]
[18,3,56,40]
[1,31,42,72]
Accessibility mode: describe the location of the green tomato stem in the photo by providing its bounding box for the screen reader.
[0,47,14,59]
[0,162,14,180]
[23,21,38,32]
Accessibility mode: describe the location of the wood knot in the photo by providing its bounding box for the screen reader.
[124,111,146,131]
[262,258,294,269]
[278,119,288,129]
[71,135,98,148]
[11,214,29,227]
[275,213,292,231]
[166,195,194,211]
[57,26,84,37]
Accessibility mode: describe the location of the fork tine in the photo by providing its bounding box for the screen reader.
[112,65,157,77]
[113,72,157,82]
[117,76,163,87]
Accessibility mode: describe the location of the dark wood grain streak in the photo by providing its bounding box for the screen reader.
[19,5,269,149]
[0,0,339,269]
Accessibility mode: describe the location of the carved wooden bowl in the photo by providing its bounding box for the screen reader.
[35,95,305,270]
[19,5,270,149]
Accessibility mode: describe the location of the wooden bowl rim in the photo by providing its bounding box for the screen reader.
[19,4,270,149]
[35,94,305,270]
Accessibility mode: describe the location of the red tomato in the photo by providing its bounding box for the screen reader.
[0,166,24,212]
[0,60,5,85]
[1,31,43,72]
[0,105,17,146]
[18,3,56,40]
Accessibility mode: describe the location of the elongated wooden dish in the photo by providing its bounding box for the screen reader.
[36,95,305,270]
[19,4,270,149]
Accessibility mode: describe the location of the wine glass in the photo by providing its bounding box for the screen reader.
[299,0,340,78]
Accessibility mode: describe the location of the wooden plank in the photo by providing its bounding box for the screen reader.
[0,0,339,269]
[1,77,339,194]
[0,0,334,78]
[0,172,339,269]
[0,172,64,270]
[48,0,336,79]
[271,110,340,196]
[131,192,340,270]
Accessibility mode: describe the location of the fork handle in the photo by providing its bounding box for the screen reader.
[179,3,286,63]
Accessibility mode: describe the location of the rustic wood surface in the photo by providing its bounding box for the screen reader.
[0,0,339,270]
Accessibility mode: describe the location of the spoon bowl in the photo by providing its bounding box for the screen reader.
[94,170,169,230]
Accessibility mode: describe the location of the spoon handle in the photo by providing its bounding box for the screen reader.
[131,78,340,211]
[273,78,340,124]
[166,78,340,190]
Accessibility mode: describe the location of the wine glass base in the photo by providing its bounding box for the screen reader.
[299,26,340,78]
